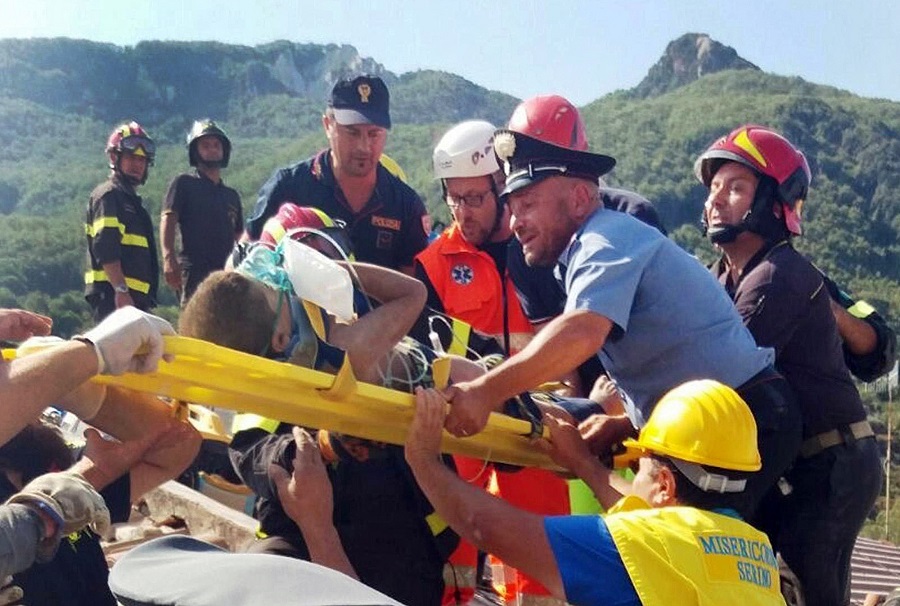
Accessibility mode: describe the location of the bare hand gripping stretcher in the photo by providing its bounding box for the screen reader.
[5,336,558,470]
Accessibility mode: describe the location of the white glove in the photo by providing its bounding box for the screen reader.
[15,335,66,356]
[75,306,175,375]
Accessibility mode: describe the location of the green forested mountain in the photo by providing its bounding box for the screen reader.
[0,35,897,346]
[0,38,517,138]
[586,71,900,285]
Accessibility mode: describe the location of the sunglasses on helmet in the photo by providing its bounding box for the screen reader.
[120,135,156,158]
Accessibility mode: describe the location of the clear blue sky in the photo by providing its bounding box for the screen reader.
[2,0,898,105]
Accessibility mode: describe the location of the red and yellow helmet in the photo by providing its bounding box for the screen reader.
[106,121,155,185]
[695,125,810,236]
[260,203,353,260]
[106,121,156,162]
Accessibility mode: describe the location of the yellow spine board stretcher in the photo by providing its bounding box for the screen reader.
[5,336,558,470]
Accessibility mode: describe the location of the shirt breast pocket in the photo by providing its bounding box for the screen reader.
[444,270,492,316]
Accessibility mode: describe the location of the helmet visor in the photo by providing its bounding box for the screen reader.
[120,135,156,158]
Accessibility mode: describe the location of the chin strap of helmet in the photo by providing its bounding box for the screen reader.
[487,178,505,242]
[198,158,224,170]
[706,223,749,244]
[110,152,147,186]
[703,176,782,244]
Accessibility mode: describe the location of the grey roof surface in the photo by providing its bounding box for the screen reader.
[852,536,900,604]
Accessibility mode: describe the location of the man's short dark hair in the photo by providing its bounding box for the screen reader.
[0,423,73,485]
[179,271,275,355]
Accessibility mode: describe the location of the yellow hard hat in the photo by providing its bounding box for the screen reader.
[618,379,761,472]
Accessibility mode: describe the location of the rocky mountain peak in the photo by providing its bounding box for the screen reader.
[632,33,760,98]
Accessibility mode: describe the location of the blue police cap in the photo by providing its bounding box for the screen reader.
[493,129,616,197]
[329,75,391,129]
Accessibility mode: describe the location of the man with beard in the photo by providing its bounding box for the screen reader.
[442,116,802,541]
[245,75,428,274]
[416,120,571,605]
[416,120,534,357]
[161,119,243,305]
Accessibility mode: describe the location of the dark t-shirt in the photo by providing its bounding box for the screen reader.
[6,473,131,606]
[229,425,452,606]
[713,241,866,436]
[247,150,428,271]
[163,170,243,272]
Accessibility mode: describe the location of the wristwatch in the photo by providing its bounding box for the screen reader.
[114,283,129,294]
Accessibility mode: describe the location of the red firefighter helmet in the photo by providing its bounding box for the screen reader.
[106,121,155,184]
[507,95,589,151]
[106,121,156,161]
[695,125,810,237]
[259,203,352,260]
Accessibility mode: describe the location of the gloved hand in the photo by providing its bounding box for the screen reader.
[0,576,23,605]
[15,335,66,356]
[6,471,111,562]
[74,306,175,375]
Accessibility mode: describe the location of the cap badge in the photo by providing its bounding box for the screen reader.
[494,132,516,162]
[358,83,372,103]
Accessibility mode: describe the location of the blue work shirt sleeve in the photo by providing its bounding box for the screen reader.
[544,515,639,606]
[562,227,648,335]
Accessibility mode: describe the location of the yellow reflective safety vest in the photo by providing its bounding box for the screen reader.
[604,496,784,606]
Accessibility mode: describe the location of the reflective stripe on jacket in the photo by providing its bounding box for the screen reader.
[84,175,158,301]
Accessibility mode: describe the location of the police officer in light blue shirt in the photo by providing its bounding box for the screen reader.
[443,95,802,529]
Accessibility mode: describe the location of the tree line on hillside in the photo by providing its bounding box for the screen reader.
[0,62,896,338]
[0,38,517,134]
